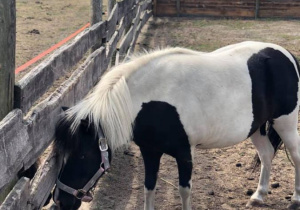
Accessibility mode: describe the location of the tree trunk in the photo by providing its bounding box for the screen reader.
[0,0,16,120]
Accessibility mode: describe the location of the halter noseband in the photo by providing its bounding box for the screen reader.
[54,130,110,203]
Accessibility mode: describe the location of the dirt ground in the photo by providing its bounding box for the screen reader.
[15,0,94,80]
[81,18,300,210]
[16,1,300,209]
[78,18,300,210]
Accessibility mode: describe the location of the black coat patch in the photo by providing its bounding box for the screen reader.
[133,101,191,158]
[133,101,192,188]
[247,48,299,137]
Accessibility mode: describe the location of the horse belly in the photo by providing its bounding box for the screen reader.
[180,94,254,149]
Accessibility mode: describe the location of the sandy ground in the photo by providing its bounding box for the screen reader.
[78,18,300,210]
[16,1,300,209]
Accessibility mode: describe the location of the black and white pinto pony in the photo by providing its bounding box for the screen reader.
[53,41,300,210]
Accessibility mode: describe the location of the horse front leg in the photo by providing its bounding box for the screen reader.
[140,147,163,210]
[247,130,274,207]
[176,147,193,210]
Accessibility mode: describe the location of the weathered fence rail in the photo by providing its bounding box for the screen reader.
[154,0,300,18]
[0,0,152,208]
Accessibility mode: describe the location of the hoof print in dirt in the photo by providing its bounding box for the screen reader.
[247,177,254,180]
[246,189,254,196]
[271,182,280,188]
[236,163,242,167]
[208,190,214,196]
[28,29,40,34]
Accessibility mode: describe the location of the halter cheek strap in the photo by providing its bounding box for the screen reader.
[54,131,110,203]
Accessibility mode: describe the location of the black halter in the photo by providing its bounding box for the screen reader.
[54,130,110,203]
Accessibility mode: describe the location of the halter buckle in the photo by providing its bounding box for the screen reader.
[99,138,108,151]
[74,189,87,200]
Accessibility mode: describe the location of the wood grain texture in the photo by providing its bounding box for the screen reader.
[154,0,300,18]
[0,0,152,208]
[0,0,15,120]
[28,146,62,209]
[107,4,119,41]
[0,178,29,210]
[91,0,102,24]
[0,110,31,193]
[15,21,107,114]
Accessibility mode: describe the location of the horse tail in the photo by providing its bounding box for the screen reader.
[252,122,283,171]
[67,69,134,152]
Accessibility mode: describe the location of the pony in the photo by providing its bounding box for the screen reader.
[53,41,300,210]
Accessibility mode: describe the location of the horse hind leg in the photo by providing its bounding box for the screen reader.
[247,128,275,207]
[140,147,163,210]
[272,109,300,209]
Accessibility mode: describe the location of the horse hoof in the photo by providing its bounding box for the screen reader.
[246,199,264,208]
[288,201,300,210]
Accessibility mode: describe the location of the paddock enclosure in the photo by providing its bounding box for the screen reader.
[154,0,300,18]
[0,0,152,209]
[1,0,300,210]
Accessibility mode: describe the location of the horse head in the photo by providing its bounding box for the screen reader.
[53,107,111,209]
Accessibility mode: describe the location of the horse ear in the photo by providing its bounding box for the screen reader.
[61,106,69,112]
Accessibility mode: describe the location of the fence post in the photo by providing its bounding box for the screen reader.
[176,0,180,17]
[91,0,102,24]
[91,0,103,51]
[108,0,116,16]
[0,0,16,120]
[255,0,260,19]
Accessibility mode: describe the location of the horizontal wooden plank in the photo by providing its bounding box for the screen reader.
[126,10,153,58]
[0,109,31,192]
[107,31,120,62]
[0,0,153,207]
[15,28,90,114]
[107,4,119,40]
[28,145,62,209]
[155,0,300,18]
[117,0,136,19]
[89,21,107,49]
[118,24,135,59]
[0,178,30,210]
[15,20,107,114]
[22,47,108,170]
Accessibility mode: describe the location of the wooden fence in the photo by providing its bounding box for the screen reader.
[153,0,300,18]
[0,0,152,208]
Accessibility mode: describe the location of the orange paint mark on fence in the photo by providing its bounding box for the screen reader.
[15,23,91,74]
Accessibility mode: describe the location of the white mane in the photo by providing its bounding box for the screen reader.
[66,47,202,151]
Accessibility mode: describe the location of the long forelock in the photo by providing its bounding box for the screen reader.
[54,115,80,155]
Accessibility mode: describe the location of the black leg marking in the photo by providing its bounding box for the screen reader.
[141,148,163,190]
[176,157,193,188]
[133,101,192,189]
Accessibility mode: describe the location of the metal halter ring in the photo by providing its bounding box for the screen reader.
[99,138,108,151]
[74,189,87,200]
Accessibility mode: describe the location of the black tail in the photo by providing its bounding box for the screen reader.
[252,122,283,171]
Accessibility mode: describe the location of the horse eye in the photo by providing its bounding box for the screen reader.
[80,155,85,159]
